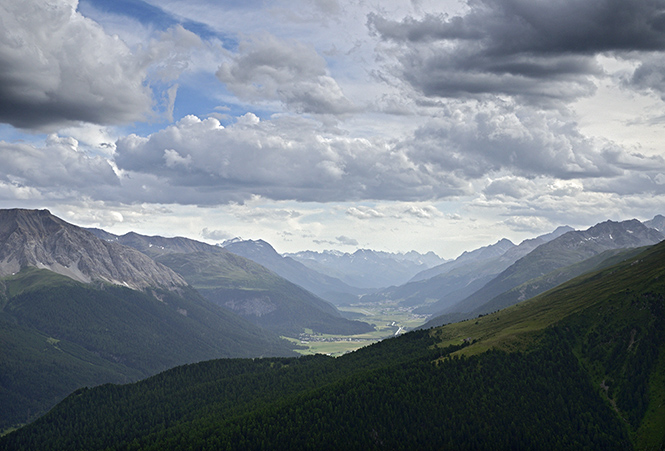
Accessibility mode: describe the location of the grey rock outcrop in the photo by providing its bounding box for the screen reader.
[0,209,187,290]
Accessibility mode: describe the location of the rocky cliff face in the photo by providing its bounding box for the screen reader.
[0,209,187,290]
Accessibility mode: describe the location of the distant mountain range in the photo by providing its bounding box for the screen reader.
[0,209,370,430]
[0,209,297,430]
[645,214,665,232]
[363,226,574,312]
[221,239,365,305]
[3,208,664,438]
[284,248,447,289]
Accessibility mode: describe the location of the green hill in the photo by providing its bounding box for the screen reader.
[0,268,294,431]
[3,241,665,450]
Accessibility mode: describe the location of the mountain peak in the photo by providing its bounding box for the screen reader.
[0,209,187,290]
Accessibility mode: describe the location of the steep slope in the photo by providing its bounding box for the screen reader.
[6,240,665,450]
[409,237,516,283]
[0,209,299,430]
[89,230,373,336]
[459,247,646,321]
[428,240,665,448]
[430,219,663,322]
[222,239,364,305]
[0,209,186,290]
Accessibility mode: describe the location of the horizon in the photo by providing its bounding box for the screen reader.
[2,0,665,260]
[3,206,662,261]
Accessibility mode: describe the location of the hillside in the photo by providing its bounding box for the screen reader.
[4,240,664,450]
[0,268,294,431]
[89,230,373,336]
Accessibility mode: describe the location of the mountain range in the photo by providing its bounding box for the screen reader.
[220,239,365,305]
[424,218,664,327]
[0,209,369,430]
[284,248,446,289]
[361,226,574,312]
[2,208,664,442]
[0,209,186,290]
[4,235,664,450]
[89,230,372,336]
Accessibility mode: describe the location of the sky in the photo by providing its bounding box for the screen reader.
[1,0,665,259]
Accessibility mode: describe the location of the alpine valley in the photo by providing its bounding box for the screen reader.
[1,208,664,450]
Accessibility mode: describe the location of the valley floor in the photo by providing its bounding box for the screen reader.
[284,301,429,356]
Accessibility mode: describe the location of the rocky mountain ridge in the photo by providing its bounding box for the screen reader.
[0,209,186,290]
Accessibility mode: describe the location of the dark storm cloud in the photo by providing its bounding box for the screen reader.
[0,0,154,130]
[368,0,665,102]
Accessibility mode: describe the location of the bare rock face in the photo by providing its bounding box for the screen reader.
[0,209,187,290]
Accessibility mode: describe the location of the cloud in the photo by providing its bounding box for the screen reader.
[201,227,233,241]
[0,135,119,199]
[114,113,467,204]
[402,205,442,219]
[502,216,553,233]
[0,1,207,131]
[398,102,655,180]
[314,235,358,246]
[368,0,665,105]
[483,177,534,199]
[216,33,356,115]
[346,206,384,219]
[627,53,665,100]
[335,235,358,246]
[0,0,152,130]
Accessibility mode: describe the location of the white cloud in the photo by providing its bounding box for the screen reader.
[114,113,465,203]
[163,149,192,168]
[502,216,553,233]
[402,205,442,219]
[216,33,357,115]
[201,227,233,241]
[346,206,384,219]
[0,1,208,131]
[335,235,358,246]
[400,102,647,180]
[0,135,118,199]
